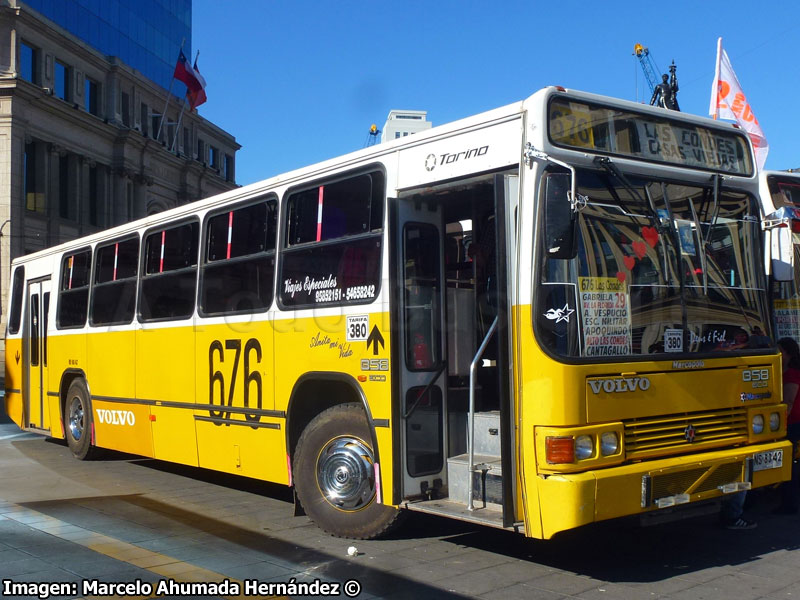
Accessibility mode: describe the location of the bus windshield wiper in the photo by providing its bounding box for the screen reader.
[593,156,669,234]
[689,198,709,295]
[594,157,688,335]
[699,174,722,250]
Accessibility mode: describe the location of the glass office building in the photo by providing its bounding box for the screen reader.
[24,0,191,92]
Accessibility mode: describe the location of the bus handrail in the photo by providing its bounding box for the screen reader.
[468,316,498,511]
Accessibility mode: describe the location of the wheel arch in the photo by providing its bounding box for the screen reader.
[285,372,380,469]
[58,369,88,440]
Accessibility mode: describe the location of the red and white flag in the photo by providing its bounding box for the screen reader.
[709,37,768,169]
[173,50,207,110]
[187,56,207,110]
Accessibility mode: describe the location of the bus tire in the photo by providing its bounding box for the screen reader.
[293,403,401,539]
[64,379,98,460]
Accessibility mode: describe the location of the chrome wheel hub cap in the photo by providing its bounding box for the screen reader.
[317,436,375,511]
[68,397,85,441]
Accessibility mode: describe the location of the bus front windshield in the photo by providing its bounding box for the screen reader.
[538,168,770,359]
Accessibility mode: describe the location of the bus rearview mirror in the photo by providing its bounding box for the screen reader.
[771,224,794,282]
[544,173,577,260]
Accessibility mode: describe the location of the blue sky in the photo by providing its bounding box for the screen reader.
[193,1,800,187]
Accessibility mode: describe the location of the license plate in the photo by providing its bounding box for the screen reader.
[752,449,783,472]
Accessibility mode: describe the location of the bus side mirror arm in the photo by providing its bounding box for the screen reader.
[524,144,586,214]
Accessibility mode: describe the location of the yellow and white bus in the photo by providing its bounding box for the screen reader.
[759,170,800,341]
[5,87,791,539]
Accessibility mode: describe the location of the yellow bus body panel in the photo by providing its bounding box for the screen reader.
[86,329,153,455]
[92,399,153,456]
[4,338,23,424]
[194,315,283,482]
[47,331,87,435]
[47,394,63,438]
[137,324,198,466]
[87,329,136,399]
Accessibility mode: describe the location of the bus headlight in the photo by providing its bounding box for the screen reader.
[769,412,781,432]
[600,431,619,456]
[575,435,594,460]
[752,414,764,435]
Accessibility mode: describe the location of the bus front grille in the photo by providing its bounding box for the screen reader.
[624,407,749,460]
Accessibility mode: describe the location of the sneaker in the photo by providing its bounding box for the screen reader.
[725,517,757,530]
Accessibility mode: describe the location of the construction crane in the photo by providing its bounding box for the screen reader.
[364,124,380,148]
[634,43,661,97]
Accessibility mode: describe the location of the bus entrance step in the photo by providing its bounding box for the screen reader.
[403,498,511,531]
[446,453,503,506]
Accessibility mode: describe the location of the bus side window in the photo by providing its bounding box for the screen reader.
[7,265,24,334]
[279,169,384,308]
[200,198,277,316]
[57,249,91,328]
[90,236,139,326]
[139,222,198,321]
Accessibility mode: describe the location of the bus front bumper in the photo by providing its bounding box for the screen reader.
[536,439,791,539]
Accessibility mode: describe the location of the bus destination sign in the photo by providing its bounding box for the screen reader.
[548,97,753,176]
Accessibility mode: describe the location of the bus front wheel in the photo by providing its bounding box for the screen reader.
[293,403,401,539]
[65,379,98,460]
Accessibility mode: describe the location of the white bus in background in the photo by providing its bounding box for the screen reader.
[760,171,800,342]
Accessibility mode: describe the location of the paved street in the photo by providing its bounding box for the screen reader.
[2,419,800,600]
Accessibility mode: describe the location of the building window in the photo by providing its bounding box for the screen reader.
[126,181,134,222]
[210,146,219,169]
[58,154,76,220]
[183,127,189,155]
[151,114,161,140]
[84,77,98,115]
[88,166,99,227]
[54,60,70,101]
[140,103,149,136]
[224,154,234,182]
[120,91,130,127]
[24,142,43,213]
[197,138,205,163]
[19,41,39,85]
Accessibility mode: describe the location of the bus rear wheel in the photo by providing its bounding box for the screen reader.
[293,403,401,539]
[65,379,98,460]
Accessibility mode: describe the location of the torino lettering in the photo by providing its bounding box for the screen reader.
[96,409,136,426]
[439,145,489,164]
[589,377,651,394]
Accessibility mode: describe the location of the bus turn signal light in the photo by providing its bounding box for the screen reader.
[545,436,575,464]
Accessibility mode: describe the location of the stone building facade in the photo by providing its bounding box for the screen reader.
[0,0,239,338]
